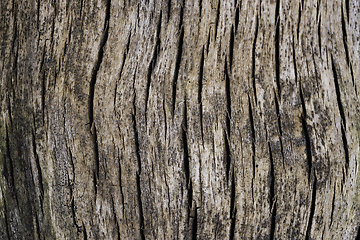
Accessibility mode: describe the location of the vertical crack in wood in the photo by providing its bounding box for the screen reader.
[110,195,121,240]
[229,26,234,72]
[214,0,221,41]
[268,142,276,240]
[252,15,259,104]
[199,0,202,17]
[229,168,236,240]
[356,223,360,240]
[274,90,284,168]
[167,0,171,22]
[31,124,44,212]
[199,47,205,144]
[39,42,47,123]
[341,5,350,67]
[114,31,131,107]
[318,14,322,57]
[234,4,239,33]
[136,173,145,240]
[191,203,198,240]
[89,0,111,195]
[145,11,162,120]
[292,38,298,85]
[345,0,349,22]
[331,56,349,173]
[172,7,184,115]
[248,95,256,203]
[275,0,281,99]
[225,61,231,183]
[132,108,145,239]
[83,221,88,240]
[300,84,312,183]
[305,177,317,240]
[183,98,190,187]
[329,183,336,226]
[297,2,302,41]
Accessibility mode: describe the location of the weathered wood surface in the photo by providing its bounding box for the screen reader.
[1,0,360,239]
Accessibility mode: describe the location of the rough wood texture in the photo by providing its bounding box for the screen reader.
[1,0,360,239]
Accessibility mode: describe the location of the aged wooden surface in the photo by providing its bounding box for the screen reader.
[1,0,360,239]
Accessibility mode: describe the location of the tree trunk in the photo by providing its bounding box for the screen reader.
[1,0,360,239]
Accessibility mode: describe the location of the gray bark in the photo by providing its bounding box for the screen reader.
[1,0,360,239]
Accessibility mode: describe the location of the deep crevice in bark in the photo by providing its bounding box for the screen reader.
[268,142,276,240]
[331,56,346,129]
[234,5,239,33]
[318,15,322,57]
[132,108,145,239]
[248,95,256,202]
[330,183,336,226]
[229,169,236,240]
[355,224,360,240]
[89,0,111,195]
[341,6,350,67]
[292,39,298,84]
[214,0,221,41]
[199,0,202,17]
[275,0,281,98]
[297,2,302,41]
[229,26,234,71]
[252,15,259,104]
[136,173,145,240]
[225,61,231,183]
[145,11,162,119]
[300,85,312,183]
[172,9,184,115]
[345,0,349,22]
[306,177,317,240]
[199,47,205,144]
[191,204,198,240]
[183,98,190,187]
[31,127,44,210]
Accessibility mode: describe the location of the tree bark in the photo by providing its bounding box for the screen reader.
[1,0,360,239]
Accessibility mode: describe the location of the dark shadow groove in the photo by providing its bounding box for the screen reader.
[268,142,276,240]
[275,0,281,98]
[89,0,111,195]
[318,15,322,57]
[345,0,349,22]
[199,47,205,143]
[214,0,221,41]
[199,0,202,17]
[183,98,189,186]
[292,39,298,84]
[355,223,360,240]
[31,126,44,207]
[341,6,350,67]
[305,177,317,240]
[329,183,336,226]
[341,124,349,174]
[235,5,239,33]
[331,55,346,129]
[229,26,234,72]
[300,85,312,183]
[136,173,145,240]
[297,2,302,41]
[224,129,231,184]
[248,95,256,202]
[145,11,162,118]
[252,15,259,104]
[172,20,184,115]
[229,169,236,240]
[191,204,198,240]
[167,0,171,22]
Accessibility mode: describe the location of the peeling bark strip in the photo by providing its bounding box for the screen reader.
[1,0,360,239]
